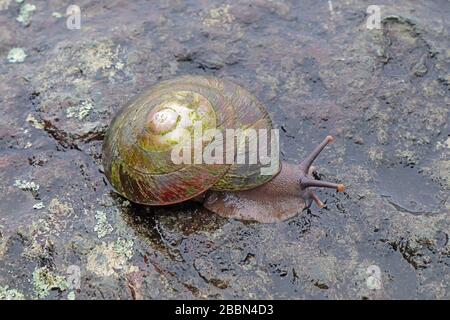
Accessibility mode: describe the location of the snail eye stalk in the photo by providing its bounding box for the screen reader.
[299,135,345,208]
[300,179,345,192]
[299,135,334,174]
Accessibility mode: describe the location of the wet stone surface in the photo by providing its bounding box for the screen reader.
[0,0,449,299]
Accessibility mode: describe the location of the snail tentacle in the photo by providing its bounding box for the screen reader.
[300,179,345,192]
[298,135,345,209]
[310,191,325,209]
[299,135,334,174]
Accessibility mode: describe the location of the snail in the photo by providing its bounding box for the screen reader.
[102,75,345,223]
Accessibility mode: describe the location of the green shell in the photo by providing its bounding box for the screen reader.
[102,75,280,205]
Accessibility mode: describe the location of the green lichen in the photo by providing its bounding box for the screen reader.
[32,266,68,299]
[52,12,63,18]
[67,291,76,300]
[7,48,27,63]
[114,237,134,259]
[86,239,136,277]
[79,41,123,78]
[0,285,25,300]
[26,114,44,129]
[203,4,234,28]
[66,100,94,121]
[14,179,39,192]
[48,198,73,216]
[94,210,113,238]
[33,202,45,210]
[16,3,36,26]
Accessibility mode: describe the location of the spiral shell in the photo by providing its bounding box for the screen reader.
[102,75,280,205]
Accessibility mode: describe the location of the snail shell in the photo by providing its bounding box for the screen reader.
[102,76,280,205]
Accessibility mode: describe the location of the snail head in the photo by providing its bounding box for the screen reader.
[298,135,345,209]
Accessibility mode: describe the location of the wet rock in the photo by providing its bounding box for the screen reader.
[302,255,338,291]
[86,240,136,278]
[193,257,230,289]
[0,0,449,300]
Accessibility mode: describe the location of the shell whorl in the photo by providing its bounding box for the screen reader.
[147,108,179,134]
[102,76,280,205]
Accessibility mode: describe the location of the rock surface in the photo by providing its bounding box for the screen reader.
[0,0,449,299]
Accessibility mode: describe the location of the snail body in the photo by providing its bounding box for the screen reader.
[102,76,344,223]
